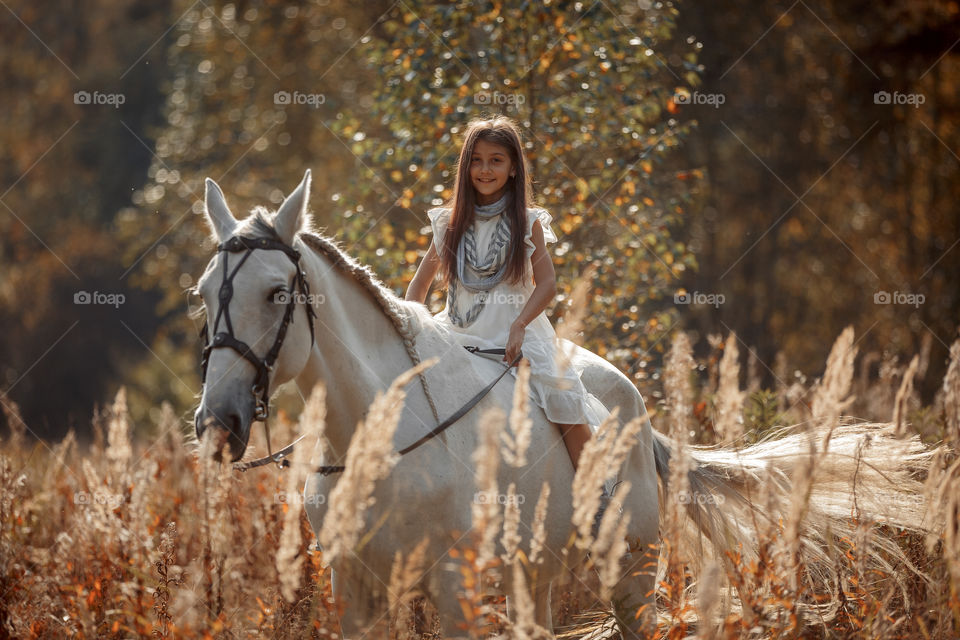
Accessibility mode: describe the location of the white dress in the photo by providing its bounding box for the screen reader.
[427,205,608,427]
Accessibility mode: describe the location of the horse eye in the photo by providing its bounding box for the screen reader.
[267,286,286,304]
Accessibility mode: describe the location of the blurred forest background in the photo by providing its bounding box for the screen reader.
[0,0,957,440]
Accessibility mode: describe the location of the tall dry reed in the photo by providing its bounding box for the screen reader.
[714,333,744,443]
[811,325,857,423]
[318,360,435,565]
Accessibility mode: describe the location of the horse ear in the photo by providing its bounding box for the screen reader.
[274,169,311,245]
[204,178,237,241]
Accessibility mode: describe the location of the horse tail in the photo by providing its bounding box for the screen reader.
[649,421,937,622]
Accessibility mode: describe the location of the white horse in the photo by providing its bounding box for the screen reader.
[194,170,932,638]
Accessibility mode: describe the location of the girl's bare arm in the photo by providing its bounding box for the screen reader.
[505,220,556,362]
[405,241,441,303]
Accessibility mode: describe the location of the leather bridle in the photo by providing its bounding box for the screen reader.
[199,235,317,423]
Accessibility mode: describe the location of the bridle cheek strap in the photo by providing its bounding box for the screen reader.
[200,235,317,423]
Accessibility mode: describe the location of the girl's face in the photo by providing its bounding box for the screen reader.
[469,139,515,205]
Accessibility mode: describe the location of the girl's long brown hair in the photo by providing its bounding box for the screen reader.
[438,116,534,287]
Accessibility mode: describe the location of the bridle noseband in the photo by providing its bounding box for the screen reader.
[200,235,317,422]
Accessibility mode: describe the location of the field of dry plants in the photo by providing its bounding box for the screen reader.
[1,326,959,639]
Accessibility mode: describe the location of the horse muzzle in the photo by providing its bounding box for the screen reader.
[195,401,252,462]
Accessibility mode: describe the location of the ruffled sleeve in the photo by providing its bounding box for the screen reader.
[426,207,451,255]
[524,207,558,258]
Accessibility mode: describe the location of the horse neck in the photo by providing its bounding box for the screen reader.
[295,241,415,460]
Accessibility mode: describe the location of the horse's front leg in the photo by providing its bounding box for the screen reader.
[532,581,554,635]
[502,569,554,637]
[421,571,470,640]
[331,566,388,639]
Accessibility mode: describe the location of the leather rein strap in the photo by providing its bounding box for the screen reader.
[313,347,521,476]
[234,348,521,474]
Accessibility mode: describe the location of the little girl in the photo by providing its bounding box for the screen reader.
[405,116,607,473]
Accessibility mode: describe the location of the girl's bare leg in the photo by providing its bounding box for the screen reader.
[557,422,592,471]
[559,422,613,538]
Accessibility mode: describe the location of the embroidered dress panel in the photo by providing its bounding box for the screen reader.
[459,216,511,290]
[426,201,608,427]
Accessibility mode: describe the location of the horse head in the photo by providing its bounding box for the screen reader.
[194,170,317,461]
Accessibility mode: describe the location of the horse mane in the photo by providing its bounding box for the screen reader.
[235,207,439,347]
[299,232,433,343]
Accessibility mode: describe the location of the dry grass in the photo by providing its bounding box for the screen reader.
[1,329,959,639]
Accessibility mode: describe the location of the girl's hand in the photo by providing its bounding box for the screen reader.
[504,321,525,365]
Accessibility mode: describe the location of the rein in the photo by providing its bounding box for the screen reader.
[233,347,521,473]
[312,348,521,476]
